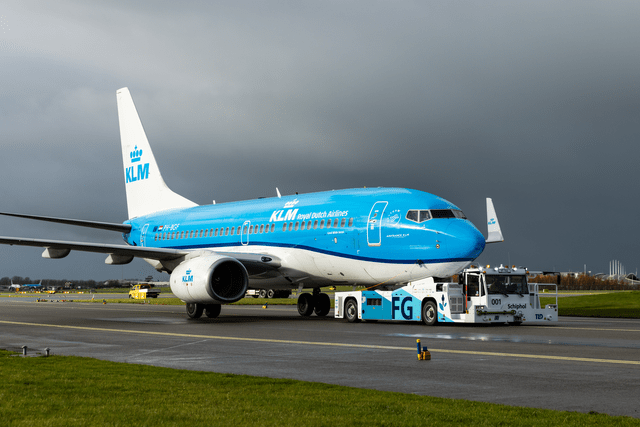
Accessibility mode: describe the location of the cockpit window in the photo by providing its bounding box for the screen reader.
[406,209,465,223]
[430,209,455,218]
[406,210,431,223]
[452,210,467,219]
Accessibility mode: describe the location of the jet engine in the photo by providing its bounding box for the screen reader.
[170,254,248,304]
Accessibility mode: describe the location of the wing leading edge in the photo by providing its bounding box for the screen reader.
[0,236,281,274]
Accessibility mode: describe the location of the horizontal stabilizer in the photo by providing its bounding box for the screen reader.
[485,198,504,243]
[0,212,131,233]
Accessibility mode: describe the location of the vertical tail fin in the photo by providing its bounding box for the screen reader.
[485,197,504,243]
[116,88,198,219]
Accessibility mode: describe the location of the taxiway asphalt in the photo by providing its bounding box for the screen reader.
[1,296,639,418]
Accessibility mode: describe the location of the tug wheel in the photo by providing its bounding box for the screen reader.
[422,301,437,326]
[344,298,360,323]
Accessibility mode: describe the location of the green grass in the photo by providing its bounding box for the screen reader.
[541,291,640,318]
[0,350,637,426]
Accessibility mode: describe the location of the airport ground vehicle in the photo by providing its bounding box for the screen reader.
[335,265,557,325]
[128,284,161,299]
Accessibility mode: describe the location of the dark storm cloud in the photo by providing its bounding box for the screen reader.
[1,1,640,280]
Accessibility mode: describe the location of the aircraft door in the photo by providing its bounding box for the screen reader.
[367,201,388,247]
[140,224,149,247]
[240,220,251,246]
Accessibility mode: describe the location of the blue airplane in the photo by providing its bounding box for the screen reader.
[0,88,502,319]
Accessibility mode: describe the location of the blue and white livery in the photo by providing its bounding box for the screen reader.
[0,88,497,320]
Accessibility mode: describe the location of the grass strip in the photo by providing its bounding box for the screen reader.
[541,291,640,318]
[0,350,637,426]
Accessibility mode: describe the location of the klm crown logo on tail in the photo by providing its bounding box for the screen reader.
[125,145,150,183]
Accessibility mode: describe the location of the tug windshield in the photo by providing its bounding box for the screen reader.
[485,274,529,295]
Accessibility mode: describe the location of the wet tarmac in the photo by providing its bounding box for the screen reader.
[1,296,639,418]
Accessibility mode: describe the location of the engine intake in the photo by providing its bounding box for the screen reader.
[170,254,248,304]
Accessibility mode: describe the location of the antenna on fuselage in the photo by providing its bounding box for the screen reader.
[276,188,281,198]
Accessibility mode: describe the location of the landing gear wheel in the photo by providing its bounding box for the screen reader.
[267,289,275,299]
[344,299,360,323]
[186,303,204,319]
[259,289,267,298]
[313,293,331,317]
[421,301,437,326]
[297,293,315,316]
[204,304,221,318]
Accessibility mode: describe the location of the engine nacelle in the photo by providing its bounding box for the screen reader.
[170,254,248,304]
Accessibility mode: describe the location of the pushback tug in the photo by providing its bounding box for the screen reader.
[335,265,558,325]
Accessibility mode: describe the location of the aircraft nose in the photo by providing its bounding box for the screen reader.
[443,220,485,260]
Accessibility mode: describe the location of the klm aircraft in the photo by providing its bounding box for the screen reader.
[0,88,502,319]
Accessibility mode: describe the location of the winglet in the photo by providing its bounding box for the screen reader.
[485,198,504,243]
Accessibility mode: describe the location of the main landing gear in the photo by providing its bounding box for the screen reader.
[186,303,221,319]
[297,288,331,317]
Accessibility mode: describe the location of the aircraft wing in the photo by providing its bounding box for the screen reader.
[0,236,281,273]
[0,236,187,262]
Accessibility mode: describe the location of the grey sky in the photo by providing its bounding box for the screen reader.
[1,1,639,281]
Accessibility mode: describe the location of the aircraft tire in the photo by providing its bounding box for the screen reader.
[422,301,437,326]
[297,293,315,316]
[344,298,360,323]
[259,289,267,298]
[186,303,204,319]
[204,304,221,318]
[313,293,331,317]
[267,289,275,299]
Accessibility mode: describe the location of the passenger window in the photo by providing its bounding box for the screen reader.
[340,218,346,227]
[334,219,339,227]
[225,227,230,236]
[320,219,324,229]
[295,222,299,231]
[282,223,287,232]
[288,222,293,231]
[271,224,275,232]
[260,224,264,233]
[214,228,218,237]
[348,218,353,227]
[326,219,332,229]
[230,227,234,235]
